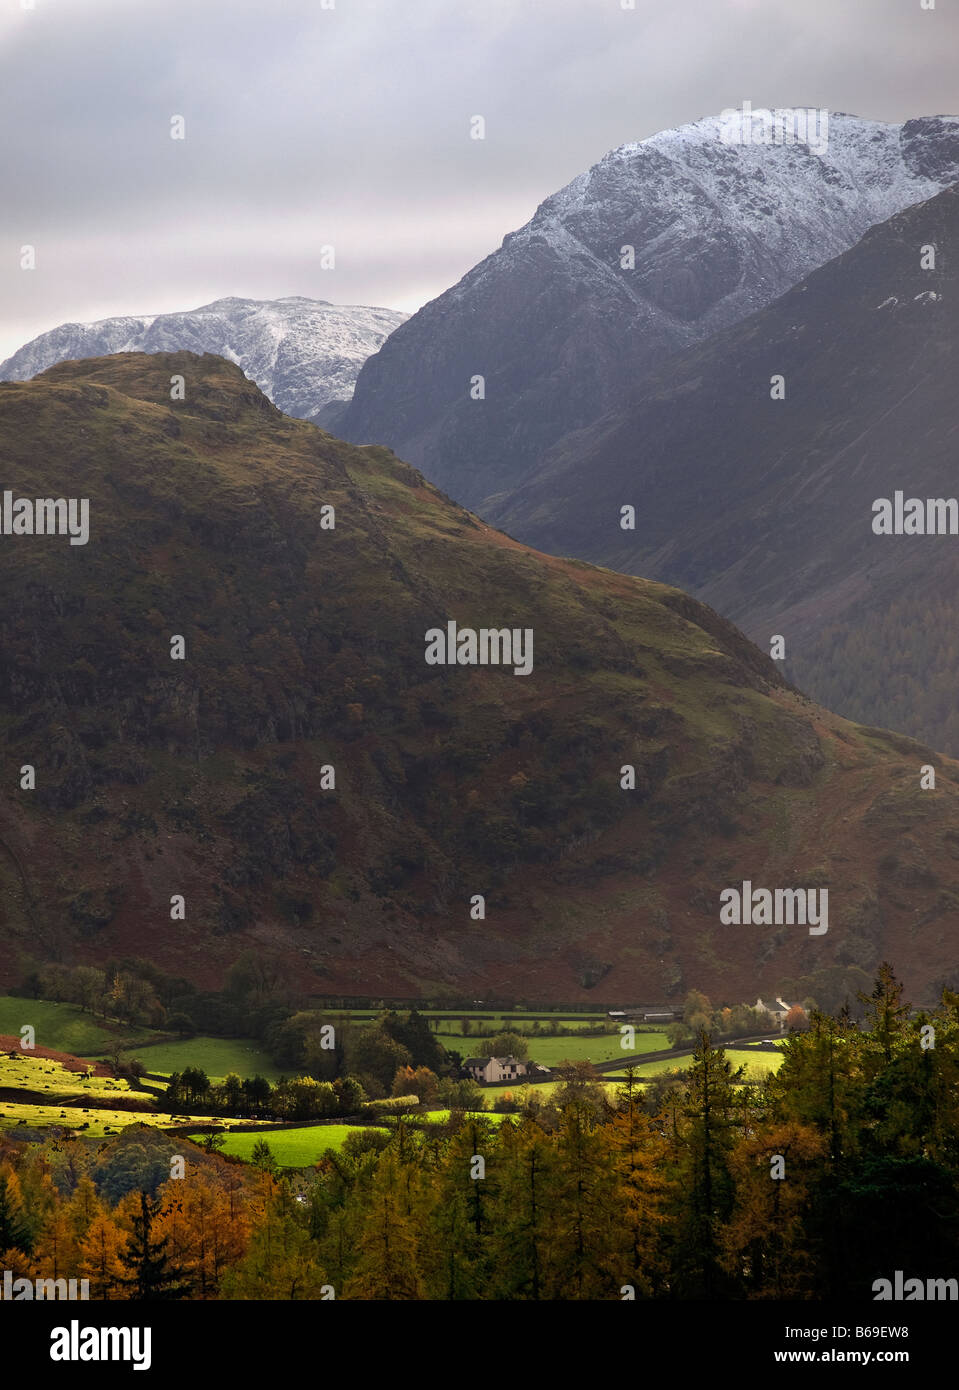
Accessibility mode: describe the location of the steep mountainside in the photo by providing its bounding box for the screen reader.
[339,113,959,513]
[0,297,406,420]
[1,353,958,1002]
[494,185,959,754]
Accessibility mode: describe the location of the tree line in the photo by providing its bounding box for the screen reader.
[2,964,958,1298]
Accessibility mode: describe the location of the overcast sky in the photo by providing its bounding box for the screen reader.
[1,0,956,359]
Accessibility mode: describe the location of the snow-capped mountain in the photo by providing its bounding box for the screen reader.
[339,112,959,512]
[0,296,407,419]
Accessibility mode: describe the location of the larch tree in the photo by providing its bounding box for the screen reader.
[488,1118,558,1300]
[668,1031,741,1298]
[78,1212,127,1300]
[722,1121,826,1298]
[343,1151,425,1300]
[605,1071,672,1296]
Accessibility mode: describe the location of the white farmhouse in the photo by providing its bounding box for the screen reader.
[463,1056,529,1085]
[753,997,796,1031]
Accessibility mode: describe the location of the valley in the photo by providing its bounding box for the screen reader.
[2,0,958,1314]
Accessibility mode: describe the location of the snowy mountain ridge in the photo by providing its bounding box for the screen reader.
[0,296,407,420]
[340,112,959,511]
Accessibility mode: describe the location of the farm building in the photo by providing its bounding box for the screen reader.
[463,1056,529,1085]
[751,997,796,1030]
[607,1006,678,1023]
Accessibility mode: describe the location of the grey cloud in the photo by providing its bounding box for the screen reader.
[1,0,957,358]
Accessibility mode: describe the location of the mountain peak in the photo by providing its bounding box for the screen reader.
[340,110,959,514]
[0,296,408,421]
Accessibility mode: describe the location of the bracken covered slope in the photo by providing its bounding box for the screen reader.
[0,353,957,1003]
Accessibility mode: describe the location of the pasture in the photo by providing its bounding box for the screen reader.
[402,1109,513,1126]
[479,1079,623,1104]
[128,1037,284,1082]
[607,1047,785,1081]
[0,1051,131,1101]
[446,1030,670,1068]
[0,995,154,1057]
[192,1110,517,1169]
[0,1103,180,1138]
[192,1124,362,1165]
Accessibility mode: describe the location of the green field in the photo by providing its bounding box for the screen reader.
[0,1104,274,1138]
[0,1035,285,1138]
[421,1011,608,1024]
[0,1103,186,1138]
[0,997,284,1085]
[402,1109,514,1126]
[614,1048,785,1080]
[192,1125,363,1166]
[0,1048,281,1138]
[718,1047,784,1077]
[479,1079,625,1103]
[0,1050,193,1137]
[439,1030,669,1067]
[323,1011,609,1027]
[194,1111,518,1169]
[126,1037,284,1082]
[0,995,156,1057]
[479,1048,783,1102]
[0,1051,133,1101]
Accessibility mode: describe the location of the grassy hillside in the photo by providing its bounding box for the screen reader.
[1,352,959,1003]
[128,1037,283,1081]
[0,995,154,1055]
[0,1051,129,1100]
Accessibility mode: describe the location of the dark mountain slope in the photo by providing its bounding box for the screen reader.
[1,353,958,1002]
[495,184,959,753]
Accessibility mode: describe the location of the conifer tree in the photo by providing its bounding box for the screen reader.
[668,1031,740,1297]
[0,1169,31,1253]
[343,1151,425,1299]
[118,1191,190,1300]
[222,1179,327,1300]
[66,1176,103,1243]
[488,1118,558,1299]
[78,1212,127,1300]
[33,1208,77,1283]
[606,1069,672,1296]
[422,1115,497,1299]
[551,1099,618,1298]
[857,962,910,1067]
[722,1121,826,1297]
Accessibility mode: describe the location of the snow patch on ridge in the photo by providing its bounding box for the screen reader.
[0,297,409,420]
